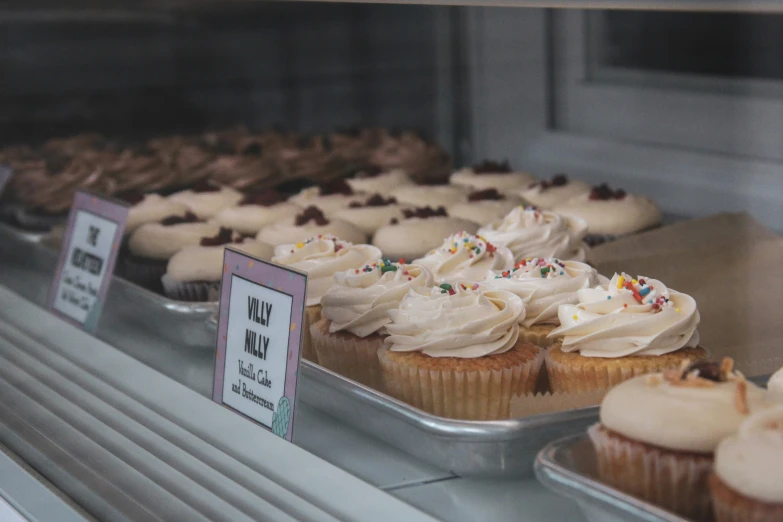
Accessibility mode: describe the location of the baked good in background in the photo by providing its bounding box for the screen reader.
[257,206,367,246]
[211,190,301,236]
[345,167,412,194]
[330,194,410,236]
[271,235,382,363]
[518,174,591,209]
[482,257,607,347]
[167,180,243,220]
[546,272,707,393]
[120,192,190,234]
[477,206,588,262]
[0,126,452,228]
[287,178,366,213]
[378,283,543,420]
[412,231,514,283]
[589,359,772,521]
[446,188,523,225]
[371,206,479,261]
[711,405,783,522]
[124,213,221,291]
[553,183,662,245]
[161,228,274,301]
[390,181,469,208]
[450,160,537,192]
[312,260,433,390]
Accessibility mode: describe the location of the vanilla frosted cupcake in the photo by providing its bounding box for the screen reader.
[211,190,300,236]
[553,183,661,244]
[312,260,433,389]
[288,179,366,213]
[450,160,536,191]
[390,182,469,208]
[372,207,478,261]
[483,257,605,347]
[518,174,590,209]
[125,213,220,290]
[378,284,543,420]
[272,235,382,362]
[331,194,409,236]
[590,359,770,521]
[162,230,274,301]
[711,405,783,522]
[547,273,707,393]
[478,206,588,262]
[413,231,513,283]
[168,180,243,220]
[346,167,413,194]
[257,206,367,246]
[120,192,189,234]
[447,188,523,226]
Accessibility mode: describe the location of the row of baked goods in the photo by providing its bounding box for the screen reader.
[0,127,452,222]
[589,361,783,522]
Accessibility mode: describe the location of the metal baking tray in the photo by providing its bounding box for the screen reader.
[534,434,687,522]
[298,361,597,478]
[535,373,771,521]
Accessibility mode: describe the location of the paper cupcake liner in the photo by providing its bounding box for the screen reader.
[377,343,544,421]
[589,424,713,521]
[545,345,708,394]
[710,473,783,522]
[310,319,385,391]
[301,305,321,364]
[161,274,220,302]
[119,254,168,293]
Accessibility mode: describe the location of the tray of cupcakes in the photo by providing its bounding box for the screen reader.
[535,360,780,522]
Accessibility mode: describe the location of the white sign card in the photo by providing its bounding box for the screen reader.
[212,247,307,441]
[48,191,129,332]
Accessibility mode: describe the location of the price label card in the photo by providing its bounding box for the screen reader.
[212,247,307,441]
[0,165,12,196]
[48,191,129,332]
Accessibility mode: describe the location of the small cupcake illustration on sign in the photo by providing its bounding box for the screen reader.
[212,247,307,441]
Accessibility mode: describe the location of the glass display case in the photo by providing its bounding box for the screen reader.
[1,2,782,521]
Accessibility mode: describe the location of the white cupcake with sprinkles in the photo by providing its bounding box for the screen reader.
[413,231,514,283]
[483,257,607,347]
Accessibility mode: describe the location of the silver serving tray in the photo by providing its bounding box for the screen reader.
[299,361,597,478]
[535,434,689,522]
[0,221,598,478]
[535,373,770,521]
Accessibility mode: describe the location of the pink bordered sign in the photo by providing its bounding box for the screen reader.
[212,247,307,441]
[48,191,129,332]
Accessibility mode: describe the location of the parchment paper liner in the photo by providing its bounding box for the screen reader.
[377,342,544,421]
[161,274,220,302]
[545,345,708,393]
[310,318,385,391]
[710,473,783,522]
[589,423,713,522]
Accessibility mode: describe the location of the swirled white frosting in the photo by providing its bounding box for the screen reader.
[321,260,433,337]
[768,366,783,397]
[166,240,274,282]
[549,273,700,357]
[716,405,783,503]
[126,194,189,234]
[272,235,382,307]
[477,207,587,262]
[385,284,524,358]
[168,185,243,220]
[554,192,661,236]
[483,257,605,327]
[371,216,478,261]
[601,372,769,453]
[413,232,514,283]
